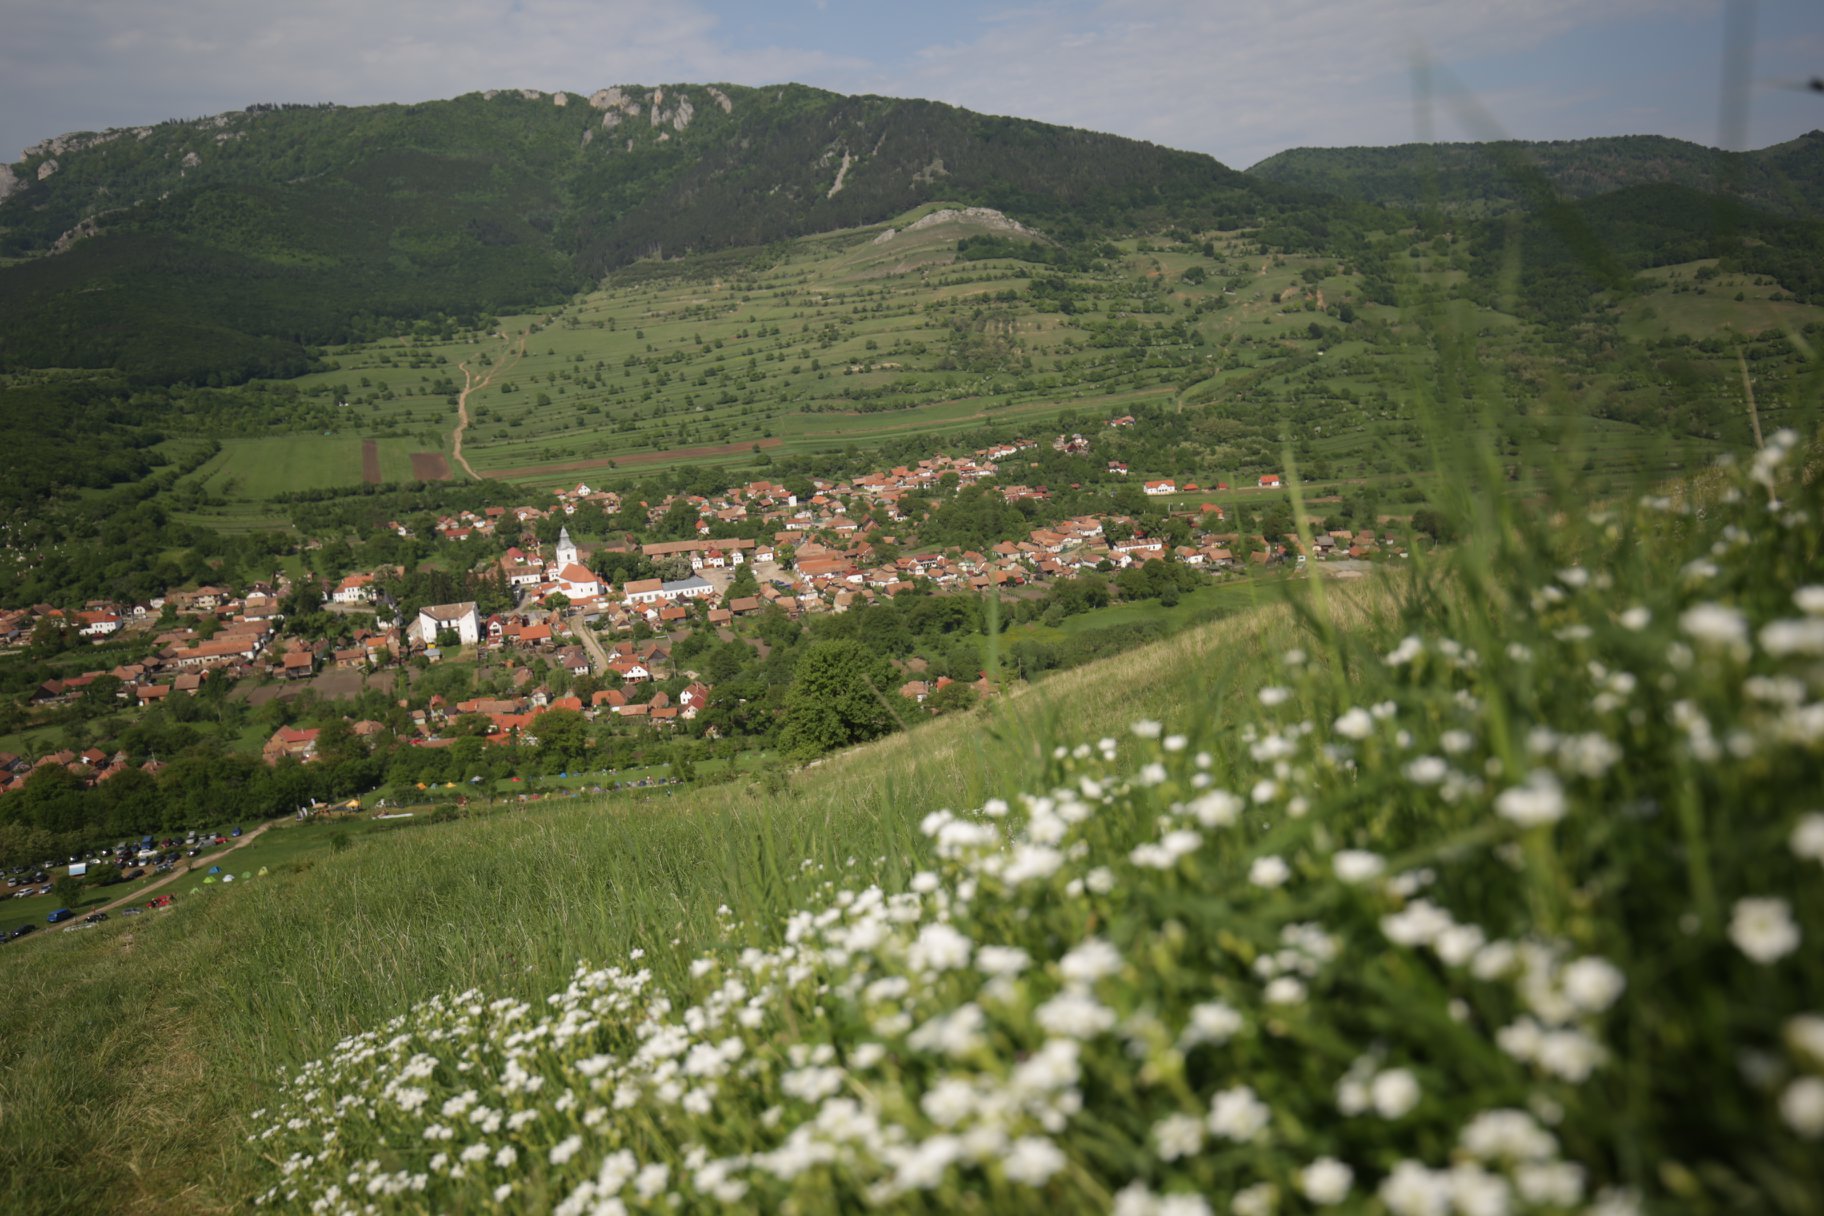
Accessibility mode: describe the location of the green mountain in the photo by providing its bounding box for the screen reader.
[1246,130,1824,217]
[0,85,1276,384]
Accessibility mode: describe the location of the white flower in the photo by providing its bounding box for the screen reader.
[548,1135,583,1166]
[1405,756,1448,784]
[1035,990,1116,1039]
[1560,957,1627,1013]
[1180,1001,1244,1048]
[1334,708,1375,740]
[1263,976,1306,1005]
[1333,850,1385,883]
[1780,1077,1824,1139]
[1161,1196,1214,1216]
[1679,603,1749,650]
[1379,1161,1450,1216]
[492,1145,518,1169]
[1299,1158,1353,1205]
[1796,586,1824,616]
[976,945,1031,977]
[1514,1162,1585,1207]
[1460,1109,1557,1162]
[1152,1113,1205,1161]
[1259,686,1291,706]
[1730,897,1801,964]
[1231,1183,1276,1216]
[1207,1084,1271,1142]
[1187,790,1243,827]
[1059,938,1124,985]
[1114,1183,1159,1216]
[1619,606,1651,631]
[1001,1136,1066,1184]
[1371,1068,1421,1118]
[1446,1163,1510,1216]
[1249,856,1291,889]
[1760,618,1824,656]
[1494,771,1565,828]
[1790,814,1824,863]
[1132,719,1163,739]
[1786,1014,1824,1065]
[908,923,973,972]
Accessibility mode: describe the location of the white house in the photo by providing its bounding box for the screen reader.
[331,574,376,604]
[415,602,480,647]
[1142,480,1176,497]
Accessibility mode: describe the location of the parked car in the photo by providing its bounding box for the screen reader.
[8,924,36,940]
[231,827,243,838]
[46,908,74,924]
[121,907,144,918]
[82,912,108,924]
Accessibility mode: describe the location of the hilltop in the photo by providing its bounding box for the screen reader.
[0,84,1272,385]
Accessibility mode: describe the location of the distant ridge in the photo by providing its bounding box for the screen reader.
[1246,130,1824,218]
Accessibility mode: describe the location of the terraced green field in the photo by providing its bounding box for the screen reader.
[150,206,1813,522]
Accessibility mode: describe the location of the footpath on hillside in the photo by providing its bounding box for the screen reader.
[451,331,526,479]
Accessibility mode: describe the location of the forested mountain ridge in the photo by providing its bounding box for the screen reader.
[0,84,1280,384]
[1247,130,1824,217]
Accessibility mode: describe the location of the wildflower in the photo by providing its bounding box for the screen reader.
[1035,990,1116,1039]
[1059,938,1124,984]
[1446,1163,1510,1216]
[1259,686,1291,706]
[1231,1183,1276,1216]
[908,923,973,972]
[1730,897,1801,964]
[491,1145,517,1169]
[1187,790,1243,827]
[1001,1137,1066,1185]
[1379,1161,1450,1216]
[1460,1109,1557,1162]
[1332,850,1384,883]
[1152,1113,1205,1161]
[1334,708,1374,740]
[1299,1157,1353,1205]
[1796,586,1824,616]
[1780,1077,1824,1139]
[1371,1068,1421,1118]
[1560,957,1627,1013]
[1207,1084,1271,1142]
[1787,1014,1824,1065]
[1180,1001,1244,1048]
[1132,720,1163,739]
[1514,1162,1585,1207]
[1264,976,1306,1005]
[1619,606,1651,631]
[1494,771,1566,828]
[976,945,1031,977]
[1761,618,1824,656]
[548,1135,583,1166]
[1249,856,1291,888]
[1679,603,1749,651]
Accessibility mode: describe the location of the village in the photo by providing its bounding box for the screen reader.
[0,416,1410,799]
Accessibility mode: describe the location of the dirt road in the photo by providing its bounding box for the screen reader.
[30,822,281,938]
[451,332,526,479]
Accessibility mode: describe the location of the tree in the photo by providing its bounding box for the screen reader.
[51,874,82,908]
[928,681,979,715]
[543,592,571,611]
[778,641,901,760]
[535,709,590,770]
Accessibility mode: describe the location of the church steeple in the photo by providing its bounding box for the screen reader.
[555,526,578,570]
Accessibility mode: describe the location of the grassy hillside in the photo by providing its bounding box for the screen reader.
[0,568,1316,1213]
[1248,130,1824,218]
[0,85,1275,386]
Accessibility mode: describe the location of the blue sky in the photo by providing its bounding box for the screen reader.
[2,0,1818,167]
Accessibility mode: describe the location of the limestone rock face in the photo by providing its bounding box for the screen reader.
[37,158,59,182]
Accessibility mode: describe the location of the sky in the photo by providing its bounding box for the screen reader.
[2,0,1819,168]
